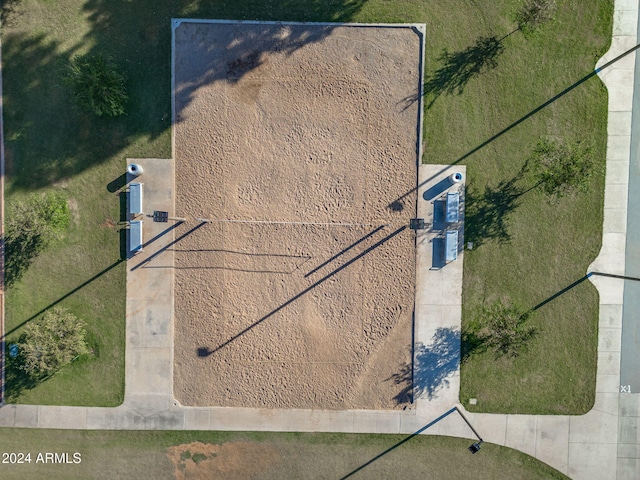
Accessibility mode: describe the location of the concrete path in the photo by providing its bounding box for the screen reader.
[2,3,640,480]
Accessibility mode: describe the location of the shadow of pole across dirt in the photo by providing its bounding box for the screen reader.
[304,224,386,278]
[197,225,408,357]
[340,407,458,480]
[130,222,204,270]
[388,41,640,213]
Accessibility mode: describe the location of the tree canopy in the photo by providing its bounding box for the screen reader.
[65,54,128,117]
[18,307,91,378]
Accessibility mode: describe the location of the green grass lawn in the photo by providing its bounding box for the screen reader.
[2,0,612,412]
[0,428,568,480]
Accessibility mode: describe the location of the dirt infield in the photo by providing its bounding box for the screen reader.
[172,21,422,409]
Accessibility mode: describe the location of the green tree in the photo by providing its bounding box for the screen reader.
[4,191,70,286]
[530,138,600,198]
[18,308,91,378]
[65,54,128,117]
[477,301,537,358]
[515,0,557,35]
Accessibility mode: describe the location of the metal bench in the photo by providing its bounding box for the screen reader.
[445,230,458,262]
[446,191,459,223]
[129,220,143,254]
[129,182,143,218]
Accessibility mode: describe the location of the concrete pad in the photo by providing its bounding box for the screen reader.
[569,442,618,480]
[604,65,635,87]
[141,410,184,430]
[615,0,639,11]
[607,160,632,185]
[618,442,640,458]
[126,298,171,347]
[399,411,433,435]
[183,407,211,430]
[125,394,175,417]
[86,408,119,430]
[535,415,570,474]
[473,413,506,445]
[606,71,635,109]
[505,415,537,457]
[614,10,640,36]
[598,374,622,393]
[605,184,631,210]
[607,134,633,161]
[279,409,357,433]
[0,405,16,427]
[142,302,172,348]
[617,457,640,480]
[38,406,87,429]
[599,327,623,352]
[599,304,624,328]
[609,111,633,136]
[598,35,639,70]
[570,409,619,444]
[85,409,113,430]
[619,394,640,417]
[599,351,623,377]
[5,405,39,428]
[593,392,620,416]
[125,347,173,395]
[589,274,625,303]
[598,54,633,77]
[414,305,457,338]
[352,411,386,433]
[433,409,475,439]
[209,407,286,432]
[618,414,639,443]
[603,208,629,234]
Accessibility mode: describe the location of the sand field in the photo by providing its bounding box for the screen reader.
[172,21,423,409]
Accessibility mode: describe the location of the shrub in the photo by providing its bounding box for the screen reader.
[475,301,537,359]
[4,191,70,286]
[515,0,557,35]
[529,138,600,198]
[18,307,91,378]
[65,54,127,117]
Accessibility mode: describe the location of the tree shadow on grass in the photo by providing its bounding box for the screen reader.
[4,1,369,191]
[464,162,536,248]
[391,327,460,403]
[403,36,505,110]
[464,177,521,247]
[82,0,369,131]
[3,346,44,402]
[1,31,117,191]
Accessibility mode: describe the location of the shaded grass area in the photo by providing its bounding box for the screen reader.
[0,428,569,480]
[2,0,612,412]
